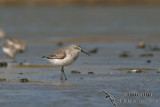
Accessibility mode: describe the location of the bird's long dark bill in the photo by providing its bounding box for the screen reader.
[81,50,91,56]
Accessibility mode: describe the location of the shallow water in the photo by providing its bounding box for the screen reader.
[0,6,160,107]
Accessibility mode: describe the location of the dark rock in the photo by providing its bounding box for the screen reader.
[19,62,23,65]
[88,48,98,54]
[0,62,7,67]
[20,78,29,83]
[19,72,23,75]
[140,53,153,57]
[88,72,94,74]
[71,70,81,74]
[0,78,6,82]
[57,41,63,46]
[147,60,151,63]
[149,46,160,51]
[19,50,24,53]
[119,51,130,57]
[119,53,128,57]
[19,59,28,65]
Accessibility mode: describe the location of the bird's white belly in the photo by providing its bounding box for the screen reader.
[3,48,13,57]
[3,48,11,55]
[48,54,78,66]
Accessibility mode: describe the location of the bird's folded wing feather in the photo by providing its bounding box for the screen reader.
[46,49,66,59]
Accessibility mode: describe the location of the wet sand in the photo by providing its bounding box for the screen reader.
[0,42,160,107]
[0,6,160,107]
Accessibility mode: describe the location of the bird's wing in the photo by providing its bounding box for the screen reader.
[45,48,66,59]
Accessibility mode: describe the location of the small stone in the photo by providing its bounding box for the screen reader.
[147,60,151,63]
[19,62,23,65]
[149,46,160,51]
[140,53,153,57]
[88,72,94,74]
[19,72,23,75]
[88,48,98,54]
[71,70,81,74]
[119,52,130,57]
[57,41,63,46]
[157,71,160,73]
[20,78,29,83]
[3,62,7,66]
[152,47,160,51]
[0,62,7,67]
[137,41,145,48]
[0,78,6,82]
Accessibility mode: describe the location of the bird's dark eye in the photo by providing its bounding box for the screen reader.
[74,47,80,50]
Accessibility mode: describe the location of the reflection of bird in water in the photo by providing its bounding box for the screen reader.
[0,29,5,39]
[2,43,17,59]
[42,44,90,80]
[7,38,26,53]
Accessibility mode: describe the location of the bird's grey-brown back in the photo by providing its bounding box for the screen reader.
[43,47,67,59]
[43,44,81,60]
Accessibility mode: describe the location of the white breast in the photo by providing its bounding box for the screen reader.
[48,53,79,66]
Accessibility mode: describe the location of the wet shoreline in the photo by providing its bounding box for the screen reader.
[0,6,160,107]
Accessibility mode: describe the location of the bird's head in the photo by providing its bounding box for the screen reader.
[71,44,90,56]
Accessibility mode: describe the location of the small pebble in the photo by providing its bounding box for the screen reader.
[19,50,25,53]
[88,72,94,74]
[57,41,63,46]
[19,59,28,66]
[137,41,145,48]
[119,52,130,57]
[19,72,23,75]
[147,60,151,63]
[0,62,7,67]
[149,46,160,51]
[19,62,23,65]
[140,53,153,57]
[0,78,6,82]
[88,48,98,54]
[71,70,81,74]
[157,71,160,73]
[20,78,29,83]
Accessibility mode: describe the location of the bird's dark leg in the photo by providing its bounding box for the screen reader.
[60,67,64,80]
[61,67,67,80]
